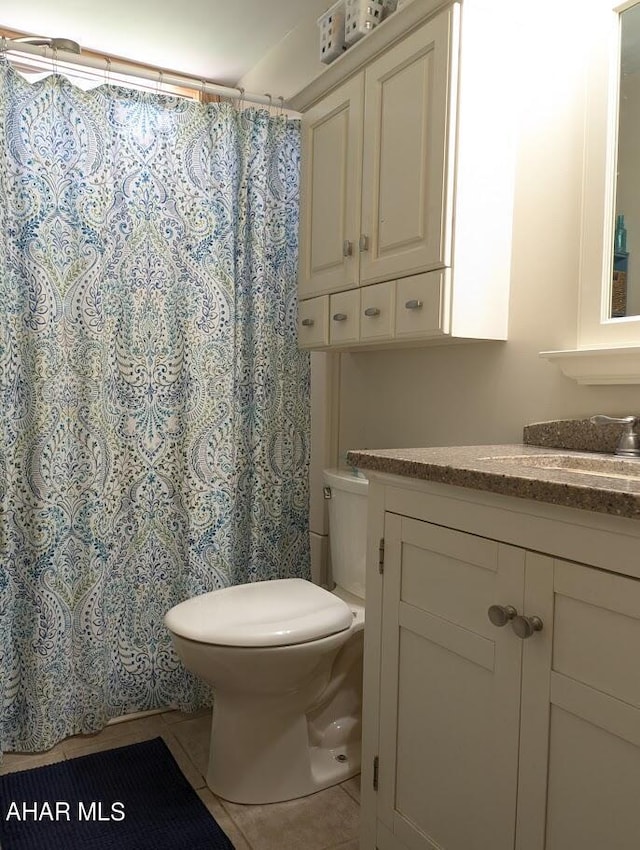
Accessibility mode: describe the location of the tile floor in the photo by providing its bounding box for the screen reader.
[0,709,361,850]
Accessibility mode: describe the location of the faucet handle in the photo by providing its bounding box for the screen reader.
[590,414,637,426]
[590,415,640,457]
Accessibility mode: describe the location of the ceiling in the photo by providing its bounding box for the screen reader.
[1,0,321,87]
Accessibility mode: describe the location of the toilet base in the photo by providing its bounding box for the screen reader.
[205,698,361,804]
[207,743,360,805]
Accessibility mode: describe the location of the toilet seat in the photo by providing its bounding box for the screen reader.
[164,578,353,647]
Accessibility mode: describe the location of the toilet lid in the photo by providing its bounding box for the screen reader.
[164,578,354,647]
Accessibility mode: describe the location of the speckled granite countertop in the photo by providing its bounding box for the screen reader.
[346,419,640,520]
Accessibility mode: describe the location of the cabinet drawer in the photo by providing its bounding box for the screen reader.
[298,296,328,348]
[329,289,360,345]
[359,281,395,341]
[395,270,447,338]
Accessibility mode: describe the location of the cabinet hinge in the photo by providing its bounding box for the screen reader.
[378,538,385,574]
[373,755,379,791]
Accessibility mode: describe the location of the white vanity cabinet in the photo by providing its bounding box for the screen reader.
[293,0,516,350]
[361,475,640,850]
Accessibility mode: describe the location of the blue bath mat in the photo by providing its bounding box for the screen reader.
[0,737,234,849]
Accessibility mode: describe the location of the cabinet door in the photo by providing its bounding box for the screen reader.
[298,75,364,299]
[517,558,640,850]
[377,514,524,850]
[360,6,457,286]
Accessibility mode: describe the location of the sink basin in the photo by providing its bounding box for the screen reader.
[480,453,640,481]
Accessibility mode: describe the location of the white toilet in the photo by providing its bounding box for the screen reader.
[164,468,368,804]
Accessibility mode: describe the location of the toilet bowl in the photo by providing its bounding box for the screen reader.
[164,468,368,804]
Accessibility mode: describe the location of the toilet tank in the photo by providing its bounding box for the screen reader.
[323,468,369,600]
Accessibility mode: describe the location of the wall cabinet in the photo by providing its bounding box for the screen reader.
[292,0,517,350]
[361,475,640,849]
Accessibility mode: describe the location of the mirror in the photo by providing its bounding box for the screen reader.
[541,0,640,369]
[612,2,640,317]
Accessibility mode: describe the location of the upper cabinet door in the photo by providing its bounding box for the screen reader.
[298,75,364,299]
[360,7,457,286]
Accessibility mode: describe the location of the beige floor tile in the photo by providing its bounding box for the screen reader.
[220,784,360,850]
[197,788,252,850]
[341,774,361,804]
[161,707,211,725]
[61,714,167,757]
[0,715,206,792]
[160,729,206,791]
[326,842,360,850]
[0,743,66,776]
[170,711,212,776]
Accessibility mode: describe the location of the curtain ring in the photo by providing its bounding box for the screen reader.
[104,56,112,86]
[156,69,163,93]
[278,96,286,117]
[236,87,245,111]
[52,45,58,75]
[265,93,273,113]
[200,79,206,102]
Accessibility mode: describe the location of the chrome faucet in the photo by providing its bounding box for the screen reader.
[590,414,640,457]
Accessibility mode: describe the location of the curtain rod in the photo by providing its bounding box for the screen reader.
[0,37,290,110]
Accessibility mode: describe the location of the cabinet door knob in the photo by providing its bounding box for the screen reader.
[487,604,518,627]
[301,318,315,327]
[511,615,543,639]
[363,306,380,317]
[343,240,353,257]
[359,234,370,252]
[405,299,423,310]
[332,312,348,322]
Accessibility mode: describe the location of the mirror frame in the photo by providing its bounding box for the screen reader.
[579,0,640,346]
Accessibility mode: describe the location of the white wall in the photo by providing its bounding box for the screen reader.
[246,0,640,466]
[237,0,331,101]
[309,352,339,585]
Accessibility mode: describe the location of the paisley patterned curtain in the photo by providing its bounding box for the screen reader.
[0,61,309,757]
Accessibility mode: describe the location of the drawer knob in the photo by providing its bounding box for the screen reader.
[343,240,353,257]
[487,604,518,627]
[359,234,370,252]
[511,615,543,639]
[363,306,380,317]
[405,299,423,310]
[332,312,348,322]
[301,318,315,327]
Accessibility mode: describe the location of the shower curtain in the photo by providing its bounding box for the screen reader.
[0,60,310,757]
